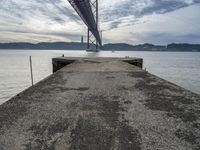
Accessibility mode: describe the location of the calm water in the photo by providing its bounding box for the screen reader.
[0,50,200,104]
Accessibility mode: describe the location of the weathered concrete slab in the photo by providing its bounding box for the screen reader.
[0,57,200,150]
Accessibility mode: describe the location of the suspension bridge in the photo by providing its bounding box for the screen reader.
[1,1,199,149]
[68,0,102,49]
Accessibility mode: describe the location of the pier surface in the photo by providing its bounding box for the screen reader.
[0,57,200,150]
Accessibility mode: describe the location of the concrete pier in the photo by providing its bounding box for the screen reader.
[52,57,143,73]
[0,57,200,150]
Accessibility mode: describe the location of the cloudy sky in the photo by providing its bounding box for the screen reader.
[0,0,200,45]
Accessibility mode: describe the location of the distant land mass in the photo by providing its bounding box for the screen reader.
[0,42,200,52]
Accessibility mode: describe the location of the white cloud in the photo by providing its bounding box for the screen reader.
[0,0,199,44]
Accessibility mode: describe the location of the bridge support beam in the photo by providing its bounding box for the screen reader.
[68,0,102,50]
[87,0,101,50]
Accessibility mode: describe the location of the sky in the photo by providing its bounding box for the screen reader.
[0,0,200,45]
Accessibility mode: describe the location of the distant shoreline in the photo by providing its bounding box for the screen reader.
[0,42,200,52]
[0,49,200,52]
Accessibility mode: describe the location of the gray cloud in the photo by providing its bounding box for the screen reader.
[0,0,200,44]
[101,0,200,21]
[0,0,81,25]
[135,32,200,45]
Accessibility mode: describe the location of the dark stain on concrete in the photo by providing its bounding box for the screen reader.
[193,123,200,129]
[69,95,142,150]
[70,117,114,150]
[0,145,5,150]
[84,60,101,64]
[118,122,141,150]
[76,87,90,91]
[175,129,200,150]
[117,85,130,91]
[26,118,69,150]
[48,119,69,136]
[41,71,65,86]
[128,71,149,78]
[130,71,200,147]
[0,71,68,130]
[124,100,132,104]
[135,79,199,123]
[111,96,120,100]
[0,72,63,130]
[0,100,27,129]
[70,117,141,150]
[65,87,89,92]
[98,99,123,128]
[74,96,141,150]
[50,87,89,93]
[167,111,198,122]
[106,76,115,79]
[98,98,141,149]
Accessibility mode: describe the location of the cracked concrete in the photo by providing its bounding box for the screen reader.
[0,58,200,150]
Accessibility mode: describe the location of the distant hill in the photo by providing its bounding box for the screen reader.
[0,42,87,50]
[167,43,200,52]
[0,42,200,51]
[102,43,166,51]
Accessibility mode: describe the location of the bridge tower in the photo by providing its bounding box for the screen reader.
[87,0,101,49]
[68,0,102,50]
